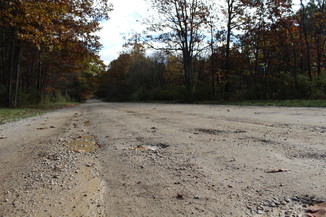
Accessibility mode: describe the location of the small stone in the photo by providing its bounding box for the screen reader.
[257,206,264,210]
[194,196,200,199]
[273,200,280,206]
[292,196,299,202]
[176,194,184,200]
[262,201,270,206]
[284,210,292,215]
[256,210,263,214]
[3,199,9,202]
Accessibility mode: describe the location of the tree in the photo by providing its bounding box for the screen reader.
[145,0,211,98]
[300,0,313,78]
[101,53,133,100]
[221,0,248,100]
[300,0,325,76]
[0,0,112,107]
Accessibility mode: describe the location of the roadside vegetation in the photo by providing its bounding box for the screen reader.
[0,101,79,125]
[1,0,324,110]
[0,0,112,108]
[97,0,325,103]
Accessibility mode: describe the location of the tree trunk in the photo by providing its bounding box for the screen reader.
[210,24,215,98]
[8,29,17,108]
[300,0,312,79]
[36,49,43,103]
[224,0,234,101]
[287,27,298,90]
[315,33,322,76]
[183,53,193,98]
[13,47,22,108]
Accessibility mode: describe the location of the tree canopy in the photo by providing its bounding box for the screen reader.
[98,0,325,102]
[1,0,324,106]
[0,0,112,107]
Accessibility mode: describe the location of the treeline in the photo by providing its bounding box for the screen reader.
[98,0,325,102]
[0,0,112,107]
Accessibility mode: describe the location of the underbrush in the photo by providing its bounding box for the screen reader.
[0,102,79,125]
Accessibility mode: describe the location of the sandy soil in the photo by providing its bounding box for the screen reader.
[0,99,325,217]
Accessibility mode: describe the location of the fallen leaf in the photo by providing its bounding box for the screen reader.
[265,168,290,173]
[74,149,86,153]
[54,165,65,171]
[129,145,147,151]
[306,202,326,217]
[83,121,91,126]
[234,129,247,133]
[0,136,7,139]
[37,127,47,130]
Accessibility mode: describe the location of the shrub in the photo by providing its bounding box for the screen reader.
[0,85,8,107]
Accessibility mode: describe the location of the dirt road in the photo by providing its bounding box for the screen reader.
[0,100,325,217]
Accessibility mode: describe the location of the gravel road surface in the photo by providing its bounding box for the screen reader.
[0,100,325,217]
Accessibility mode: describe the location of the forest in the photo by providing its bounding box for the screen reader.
[0,0,112,107]
[1,0,325,108]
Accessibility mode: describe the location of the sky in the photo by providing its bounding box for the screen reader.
[98,0,303,66]
[97,0,149,65]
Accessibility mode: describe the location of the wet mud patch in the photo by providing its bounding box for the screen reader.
[245,136,282,146]
[194,128,225,135]
[126,111,137,114]
[83,121,91,126]
[64,135,99,153]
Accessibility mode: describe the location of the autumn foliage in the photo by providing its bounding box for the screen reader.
[99,0,325,102]
[0,0,112,107]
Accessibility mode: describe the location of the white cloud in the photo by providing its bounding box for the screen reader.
[98,0,149,65]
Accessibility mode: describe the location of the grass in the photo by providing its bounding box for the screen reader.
[204,99,326,107]
[2,99,323,125]
[0,102,80,125]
